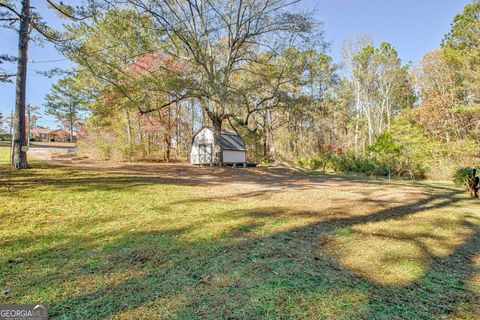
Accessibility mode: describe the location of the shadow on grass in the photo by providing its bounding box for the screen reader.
[2,186,478,319]
[0,158,461,196]
[1,154,477,318]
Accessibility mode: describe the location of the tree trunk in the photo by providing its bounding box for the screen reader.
[354,81,361,153]
[201,99,208,127]
[212,116,223,166]
[365,93,373,146]
[332,106,337,145]
[190,99,195,136]
[165,132,171,162]
[166,107,172,162]
[69,116,74,142]
[386,96,391,131]
[354,112,359,153]
[263,134,268,159]
[125,109,132,147]
[176,102,180,147]
[263,112,268,160]
[13,0,30,169]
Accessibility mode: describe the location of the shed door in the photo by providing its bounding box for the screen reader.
[199,144,213,164]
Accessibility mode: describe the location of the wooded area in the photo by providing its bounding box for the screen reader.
[1,0,479,179]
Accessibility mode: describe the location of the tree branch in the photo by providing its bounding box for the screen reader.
[0,3,22,18]
[45,0,92,21]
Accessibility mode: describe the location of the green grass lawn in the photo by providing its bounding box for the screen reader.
[1,146,479,319]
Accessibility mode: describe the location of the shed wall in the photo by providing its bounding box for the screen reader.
[223,150,246,164]
[190,128,214,164]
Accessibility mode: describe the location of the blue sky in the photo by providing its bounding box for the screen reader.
[0,0,472,128]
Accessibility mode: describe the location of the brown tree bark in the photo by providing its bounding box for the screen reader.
[69,116,74,142]
[165,106,172,162]
[212,116,223,166]
[12,0,30,169]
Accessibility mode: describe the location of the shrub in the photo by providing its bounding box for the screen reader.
[295,110,478,181]
[453,167,479,186]
[314,130,427,179]
[296,155,323,170]
[296,150,337,172]
[296,156,310,168]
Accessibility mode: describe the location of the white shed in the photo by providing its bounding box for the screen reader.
[190,127,246,165]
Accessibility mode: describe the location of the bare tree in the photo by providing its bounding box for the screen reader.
[339,38,414,153]
[342,35,373,151]
[123,0,315,165]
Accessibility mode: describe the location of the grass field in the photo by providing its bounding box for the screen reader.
[0,146,479,319]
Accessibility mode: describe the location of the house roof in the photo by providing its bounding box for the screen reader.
[49,129,70,136]
[31,127,52,134]
[193,127,246,151]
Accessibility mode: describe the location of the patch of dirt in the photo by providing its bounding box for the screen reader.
[42,152,460,215]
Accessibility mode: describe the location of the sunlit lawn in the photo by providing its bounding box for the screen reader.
[0,146,479,319]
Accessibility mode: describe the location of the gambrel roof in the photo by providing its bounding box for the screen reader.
[192,127,246,151]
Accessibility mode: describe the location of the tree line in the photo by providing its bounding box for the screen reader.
[2,0,479,179]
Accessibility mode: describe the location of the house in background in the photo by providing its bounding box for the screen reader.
[49,129,77,142]
[190,127,246,166]
[30,127,77,142]
[0,129,11,141]
[31,127,52,142]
